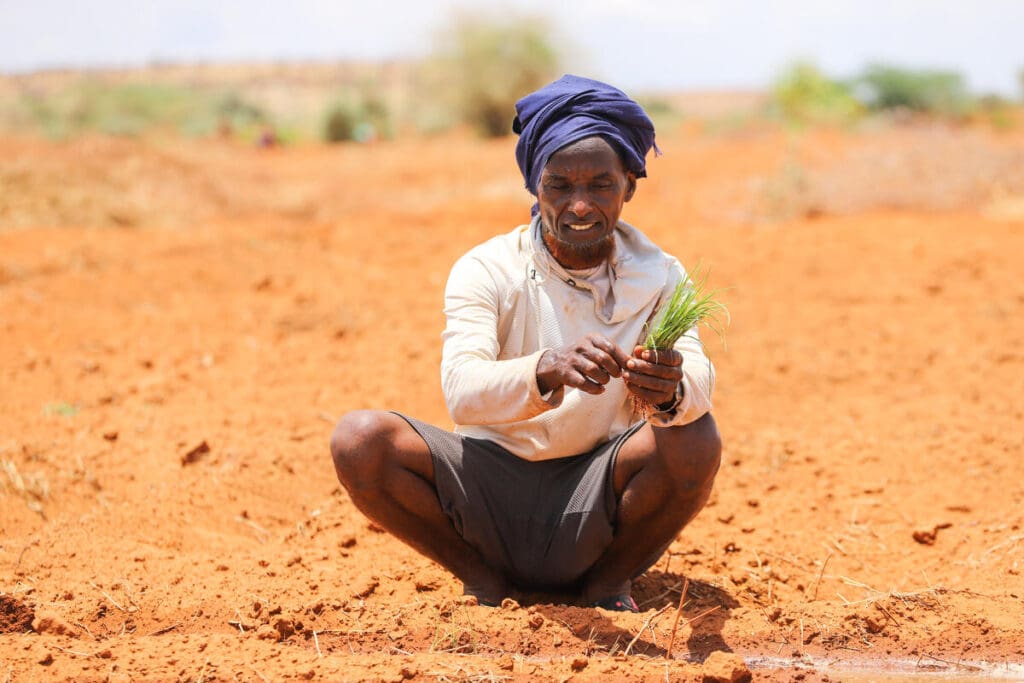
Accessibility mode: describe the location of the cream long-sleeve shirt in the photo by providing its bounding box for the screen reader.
[441,216,715,461]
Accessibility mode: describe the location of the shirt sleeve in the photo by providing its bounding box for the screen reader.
[646,261,717,428]
[440,254,562,425]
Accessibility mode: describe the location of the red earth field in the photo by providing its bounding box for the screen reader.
[1,122,1023,681]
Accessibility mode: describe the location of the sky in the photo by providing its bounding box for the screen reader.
[2,0,1022,96]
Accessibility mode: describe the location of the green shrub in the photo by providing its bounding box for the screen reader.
[768,61,862,126]
[428,12,562,137]
[323,100,359,142]
[322,86,391,143]
[855,63,973,117]
[13,80,273,139]
[70,82,201,136]
[214,92,266,131]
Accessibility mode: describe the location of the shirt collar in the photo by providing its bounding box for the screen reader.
[527,216,669,324]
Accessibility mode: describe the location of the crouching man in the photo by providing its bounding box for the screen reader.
[331,75,721,611]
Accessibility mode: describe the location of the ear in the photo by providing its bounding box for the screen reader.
[624,173,637,202]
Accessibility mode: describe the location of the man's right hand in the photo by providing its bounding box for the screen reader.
[536,334,632,396]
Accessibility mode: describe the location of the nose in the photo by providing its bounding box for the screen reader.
[569,195,591,217]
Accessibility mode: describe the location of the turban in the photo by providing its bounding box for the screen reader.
[513,74,659,196]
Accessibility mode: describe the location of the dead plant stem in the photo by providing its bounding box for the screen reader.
[920,653,983,672]
[666,577,690,658]
[146,622,180,636]
[90,582,126,612]
[625,604,670,656]
[74,621,96,640]
[811,552,833,601]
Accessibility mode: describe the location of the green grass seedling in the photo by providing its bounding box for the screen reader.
[634,263,729,417]
[644,263,729,353]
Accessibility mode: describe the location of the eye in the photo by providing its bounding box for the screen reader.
[543,181,570,192]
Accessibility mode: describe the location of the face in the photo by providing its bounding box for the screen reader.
[536,137,636,270]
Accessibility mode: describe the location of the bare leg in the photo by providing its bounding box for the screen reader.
[580,412,722,603]
[330,410,508,603]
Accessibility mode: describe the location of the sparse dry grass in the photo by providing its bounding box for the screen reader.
[1,458,49,515]
[835,575,944,607]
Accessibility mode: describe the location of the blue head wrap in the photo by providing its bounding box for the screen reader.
[513,74,659,200]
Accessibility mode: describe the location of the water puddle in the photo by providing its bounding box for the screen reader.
[745,653,1024,681]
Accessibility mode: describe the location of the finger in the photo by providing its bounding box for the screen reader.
[626,345,650,371]
[587,336,629,375]
[585,335,630,374]
[576,378,606,395]
[623,371,678,394]
[580,345,621,379]
[625,356,683,381]
[577,358,611,386]
[565,369,606,394]
[638,347,682,367]
[625,360,683,382]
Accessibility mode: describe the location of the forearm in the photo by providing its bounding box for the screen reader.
[441,253,564,425]
[442,349,562,425]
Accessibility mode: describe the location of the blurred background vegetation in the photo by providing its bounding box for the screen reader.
[0,11,1021,144]
[765,60,1020,129]
[417,12,562,137]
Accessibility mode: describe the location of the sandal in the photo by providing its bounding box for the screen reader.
[592,594,639,612]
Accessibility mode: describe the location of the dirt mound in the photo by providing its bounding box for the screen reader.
[0,595,34,634]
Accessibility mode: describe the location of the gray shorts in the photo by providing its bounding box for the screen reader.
[394,413,645,590]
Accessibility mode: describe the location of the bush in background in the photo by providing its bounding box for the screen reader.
[425,13,562,137]
[17,82,197,138]
[854,63,973,118]
[12,80,273,140]
[322,85,391,143]
[209,91,268,137]
[768,61,863,126]
[323,100,359,142]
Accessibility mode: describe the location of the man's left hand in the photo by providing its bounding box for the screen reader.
[621,345,683,407]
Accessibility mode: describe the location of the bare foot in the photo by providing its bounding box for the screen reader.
[462,576,510,607]
[581,578,632,606]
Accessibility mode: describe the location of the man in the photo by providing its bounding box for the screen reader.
[330,75,721,612]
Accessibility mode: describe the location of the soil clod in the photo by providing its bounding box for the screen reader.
[0,594,35,634]
[701,651,751,683]
[180,440,211,466]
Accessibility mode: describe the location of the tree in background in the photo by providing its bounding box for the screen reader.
[213,92,268,138]
[769,60,863,126]
[854,64,973,118]
[323,84,391,143]
[425,12,562,137]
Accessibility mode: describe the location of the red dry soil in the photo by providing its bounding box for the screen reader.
[1,124,1023,682]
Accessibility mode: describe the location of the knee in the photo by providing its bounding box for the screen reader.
[661,412,722,490]
[329,410,395,492]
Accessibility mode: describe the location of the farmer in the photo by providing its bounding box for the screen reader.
[330,75,721,612]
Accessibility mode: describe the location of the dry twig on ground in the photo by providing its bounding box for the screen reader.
[666,577,690,657]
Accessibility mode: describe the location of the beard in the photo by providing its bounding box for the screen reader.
[541,226,615,269]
